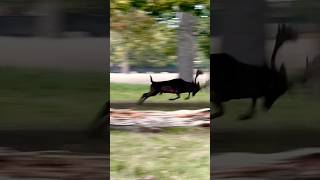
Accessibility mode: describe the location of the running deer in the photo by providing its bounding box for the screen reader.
[137,70,203,104]
[211,24,298,120]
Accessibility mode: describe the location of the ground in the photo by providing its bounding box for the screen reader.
[2,66,320,179]
[0,67,107,179]
[111,78,320,179]
[110,81,210,179]
[110,128,209,180]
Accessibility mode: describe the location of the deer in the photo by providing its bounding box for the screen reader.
[137,70,203,104]
[210,24,298,120]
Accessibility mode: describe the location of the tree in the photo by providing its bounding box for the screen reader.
[111,6,177,72]
[144,0,209,81]
[215,0,265,66]
[111,0,209,75]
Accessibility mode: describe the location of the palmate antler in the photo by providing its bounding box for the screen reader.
[194,69,203,83]
[270,24,298,69]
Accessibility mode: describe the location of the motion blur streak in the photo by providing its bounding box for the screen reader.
[0,0,109,179]
[211,0,320,179]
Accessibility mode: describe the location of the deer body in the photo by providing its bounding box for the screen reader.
[152,78,199,94]
[211,24,296,120]
[138,71,202,104]
[211,53,287,120]
[211,53,270,101]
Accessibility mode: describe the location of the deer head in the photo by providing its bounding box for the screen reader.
[264,24,298,110]
[192,69,203,96]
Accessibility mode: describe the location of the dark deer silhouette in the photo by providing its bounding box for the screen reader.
[211,24,298,120]
[137,70,203,104]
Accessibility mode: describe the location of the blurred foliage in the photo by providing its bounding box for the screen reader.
[0,0,209,68]
[196,14,210,68]
[291,0,320,22]
[111,0,210,68]
[111,8,177,67]
[0,0,106,15]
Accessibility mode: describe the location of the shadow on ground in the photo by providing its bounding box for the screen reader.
[111,102,210,111]
[212,130,320,154]
[0,130,107,154]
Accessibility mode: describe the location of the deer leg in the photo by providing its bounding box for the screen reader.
[211,101,224,119]
[137,90,158,104]
[238,98,257,120]
[169,93,180,101]
[184,93,190,100]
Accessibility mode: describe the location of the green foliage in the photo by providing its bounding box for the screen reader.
[111,0,131,13]
[131,0,148,9]
[194,2,210,68]
[111,0,210,68]
[195,15,210,67]
[110,8,177,68]
[143,0,209,15]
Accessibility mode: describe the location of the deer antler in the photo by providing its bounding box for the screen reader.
[270,24,298,69]
[194,70,203,83]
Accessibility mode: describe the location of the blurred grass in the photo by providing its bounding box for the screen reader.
[110,128,209,180]
[110,83,210,103]
[110,84,210,179]
[212,84,320,132]
[0,67,106,131]
[211,81,320,153]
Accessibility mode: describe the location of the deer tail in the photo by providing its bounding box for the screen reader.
[150,75,154,83]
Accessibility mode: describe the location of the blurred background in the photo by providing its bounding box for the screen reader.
[110,0,210,179]
[0,0,108,179]
[211,0,320,179]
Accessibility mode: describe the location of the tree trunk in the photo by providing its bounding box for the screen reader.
[120,51,130,73]
[177,12,197,82]
[215,0,266,66]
